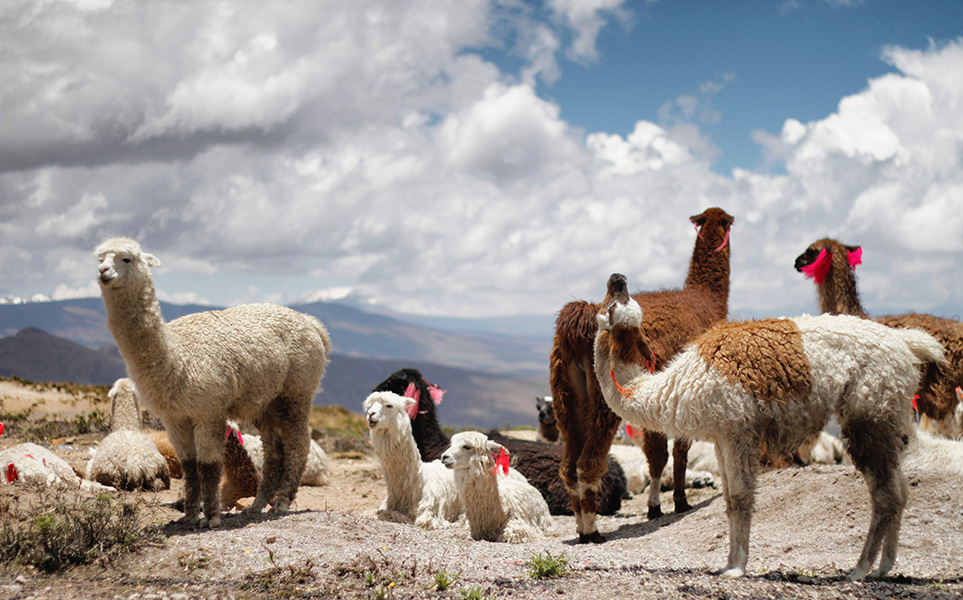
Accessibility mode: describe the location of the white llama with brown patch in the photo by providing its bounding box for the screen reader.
[594,273,943,580]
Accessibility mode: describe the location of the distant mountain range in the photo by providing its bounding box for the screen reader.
[0,299,553,429]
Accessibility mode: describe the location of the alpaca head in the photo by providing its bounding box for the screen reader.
[363,391,415,433]
[690,207,735,252]
[94,237,161,291]
[108,377,142,431]
[441,431,505,473]
[794,238,862,284]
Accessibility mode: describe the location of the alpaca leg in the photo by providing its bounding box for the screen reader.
[642,430,669,519]
[271,415,311,513]
[872,468,909,578]
[194,420,225,528]
[167,422,201,526]
[718,441,758,578]
[247,429,282,513]
[672,436,693,513]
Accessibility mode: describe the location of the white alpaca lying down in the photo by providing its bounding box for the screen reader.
[363,392,461,529]
[2,443,112,492]
[441,431,554,543]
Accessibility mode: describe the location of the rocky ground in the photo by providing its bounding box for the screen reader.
[1,379,962,599]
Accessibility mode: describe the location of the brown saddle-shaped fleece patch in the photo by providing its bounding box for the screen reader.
[696,319,812,403]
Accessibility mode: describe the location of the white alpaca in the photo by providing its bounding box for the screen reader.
[363,392,461,529]
[441,431,554,543]
[903,429,963,476]
[243,433,330,486]
[95,237,331,528]
[609,442,716,495]
[85,378,171,491]
[594,273,943,581]
[1,443,111,491]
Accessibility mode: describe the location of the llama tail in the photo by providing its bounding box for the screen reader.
[899,328,945,365]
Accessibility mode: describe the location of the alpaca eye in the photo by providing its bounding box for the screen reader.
[123,258,132,263]
[462,444,472,450]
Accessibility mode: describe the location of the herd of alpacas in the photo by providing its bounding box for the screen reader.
[2,218,962,582]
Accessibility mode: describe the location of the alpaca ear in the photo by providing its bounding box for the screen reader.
[143,253,161,268]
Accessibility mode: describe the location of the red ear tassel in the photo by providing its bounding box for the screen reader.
[6,463,17,483]
[847,247,862,269]
[0,422,4,436]
[800,248,832,285]
[403,382,421,419]
[494,446,510,475]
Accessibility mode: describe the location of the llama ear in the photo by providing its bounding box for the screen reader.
[143,253,161,268]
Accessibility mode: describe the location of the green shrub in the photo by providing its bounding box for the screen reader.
[527,550,570,579]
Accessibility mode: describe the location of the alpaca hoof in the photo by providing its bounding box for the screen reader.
[269,501,290,514]
[647,505,663,519]
[199,516,221,529]
[719,567,745,578]
[674,499,693,513]
[578,531,606,544]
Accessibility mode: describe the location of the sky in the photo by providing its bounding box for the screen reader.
[1,0,962,326]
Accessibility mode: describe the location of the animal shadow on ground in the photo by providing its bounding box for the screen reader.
[162,507,302,536]
[564,493,721,545]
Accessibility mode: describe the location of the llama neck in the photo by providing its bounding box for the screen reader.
[372,424,423,513]
[102,284,174,381]
[593,330,676,433]
[817,257,867,317]
[683,230,730,317]
[457,467,507,539]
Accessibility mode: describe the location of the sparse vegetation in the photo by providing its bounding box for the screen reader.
[458,585,490,600]
[528,550,570,579]
[429,566,460,591]
[0,483,164,572]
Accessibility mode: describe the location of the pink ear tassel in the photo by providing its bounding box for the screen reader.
[494,446,510,475]
[428,383,445,405]
[799,248,832,285]
[715,227,730,252]
[692,221,703,239]
[847,247,862,269]
[404,382,421,419]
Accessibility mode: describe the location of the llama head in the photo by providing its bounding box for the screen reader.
[690,207,735,252]
[535,396,555,427]
[794,238,862,284]
[363,391,415,432]
[95,237,161,291]
[597,273,641,331]
[597,273,657,368]
[441,431,505,473]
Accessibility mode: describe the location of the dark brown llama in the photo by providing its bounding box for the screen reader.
[795,238,963,421]
[550,207,733,543]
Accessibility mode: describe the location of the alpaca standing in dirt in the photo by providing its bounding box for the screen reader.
[373,368,627,516]
[550,207,733,543]
[95,237,331,528]
[795,238,963,424]
[595,273,943,580]
[363,391,462,529]
[441,431,554,543]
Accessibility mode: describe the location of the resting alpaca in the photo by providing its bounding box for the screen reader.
[372,368,627,516]
[441,431,554,543]
[595,273,943,580]
[85,378,170,491]
[363,392,462,529]
[551,207,733,543]
[95,237,331,528]
[795,238,963,424]
[535,396,559,443]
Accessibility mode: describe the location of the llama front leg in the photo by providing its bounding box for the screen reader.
[717,442,758,578]
[166,422,202,526]
[642,430,669,518]
[271,417,311,513]
[672,436,693,513]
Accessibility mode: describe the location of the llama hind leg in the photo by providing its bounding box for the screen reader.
[575,422,620,544]
[246,430,282,513]
[849,467,908,580]
[194,420,226,528]
[271,421,310,513]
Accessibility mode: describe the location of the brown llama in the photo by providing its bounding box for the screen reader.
[795,238,963,422]
[550,207,733,543]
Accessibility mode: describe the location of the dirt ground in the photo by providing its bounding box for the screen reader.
[2,380,963,599]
